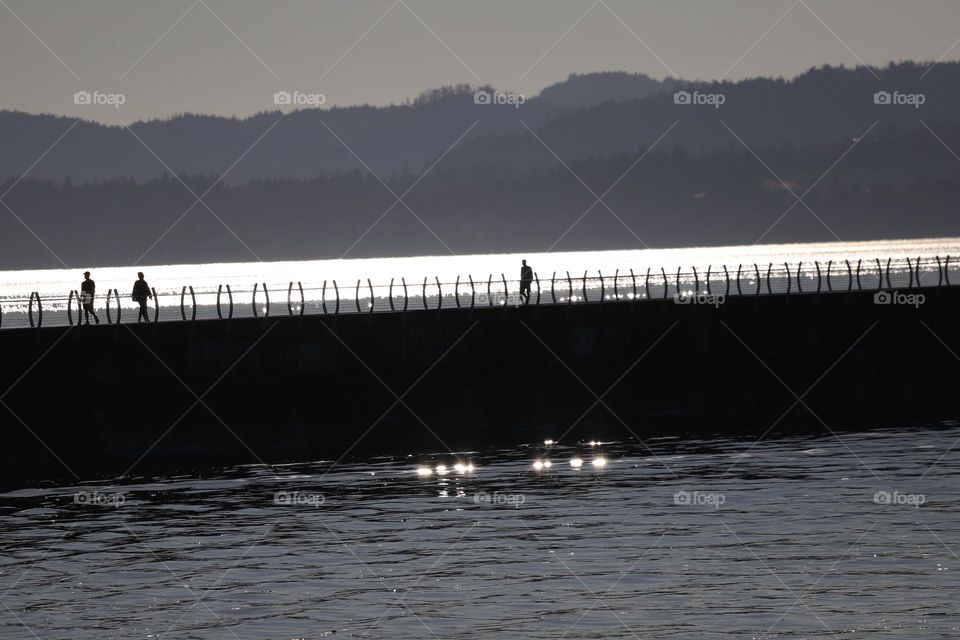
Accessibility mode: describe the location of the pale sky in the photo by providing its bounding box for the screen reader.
[2,0,960,124]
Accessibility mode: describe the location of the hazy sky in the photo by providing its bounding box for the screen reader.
[3,0,960,124]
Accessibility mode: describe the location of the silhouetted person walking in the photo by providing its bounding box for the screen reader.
[132,272,152,323]
[519,259,533,305]
[80,271,99,325]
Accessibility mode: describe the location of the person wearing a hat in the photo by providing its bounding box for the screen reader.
[80,271,99,325]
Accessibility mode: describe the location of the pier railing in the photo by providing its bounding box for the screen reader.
[1,255,956,330]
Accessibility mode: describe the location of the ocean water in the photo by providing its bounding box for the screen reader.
[1,237,959,327]
[1,425,958,639]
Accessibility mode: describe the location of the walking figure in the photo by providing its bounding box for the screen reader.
[519,259,533,305]
[80,271,99,325]
[132,272,153,323]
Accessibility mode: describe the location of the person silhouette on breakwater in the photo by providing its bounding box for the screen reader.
[80,271,99,325]
[519,259,533,305]
[132,272,152,323]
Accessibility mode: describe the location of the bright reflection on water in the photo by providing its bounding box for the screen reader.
[1,425,959,638]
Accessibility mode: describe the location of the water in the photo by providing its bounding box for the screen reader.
[2,425,958,639]
[2,237,959,328]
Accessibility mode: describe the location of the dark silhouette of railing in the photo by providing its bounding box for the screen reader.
[0,255,955,330]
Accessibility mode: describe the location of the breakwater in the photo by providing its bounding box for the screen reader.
[1,279,958,485]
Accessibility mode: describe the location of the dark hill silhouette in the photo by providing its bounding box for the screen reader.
[2,122,959,269]
[9,62,958,184]
[0,73,676,185]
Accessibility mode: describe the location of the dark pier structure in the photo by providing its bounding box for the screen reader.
[1,261,958,485]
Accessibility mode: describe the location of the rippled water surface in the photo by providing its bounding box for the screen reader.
[2,425,959,639]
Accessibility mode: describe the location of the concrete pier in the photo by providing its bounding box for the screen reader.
[0,286,957,485]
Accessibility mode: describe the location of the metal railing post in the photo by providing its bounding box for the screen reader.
[67,290,75,325]
[225,285,233,320]
[454,276,460,308]
[736,264,743,296]
[566,271,573,303]
[534,272,541,305]
[298,281,305,317]
[815,261,822,294]
[582,271,588,303]
[287,282,294,316]
[661,267,668,299]
[389,278,395,311]
[501,273,508,306]
[907,257,914,288]
[189,286,196,321]
[766,263,773,295]
[180,286,187,321]
[754,264,761,296]
[844,260,852,292]
[251,283,259,318]
[550,272,556,304]
[437,276,444,310]
[333,280,340,315]
[468,275,475,309]
[796,262,803,293]
[369,279,376,313]
[855,259,862,290]
[401,278,408,312]
[356,280,363,313]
